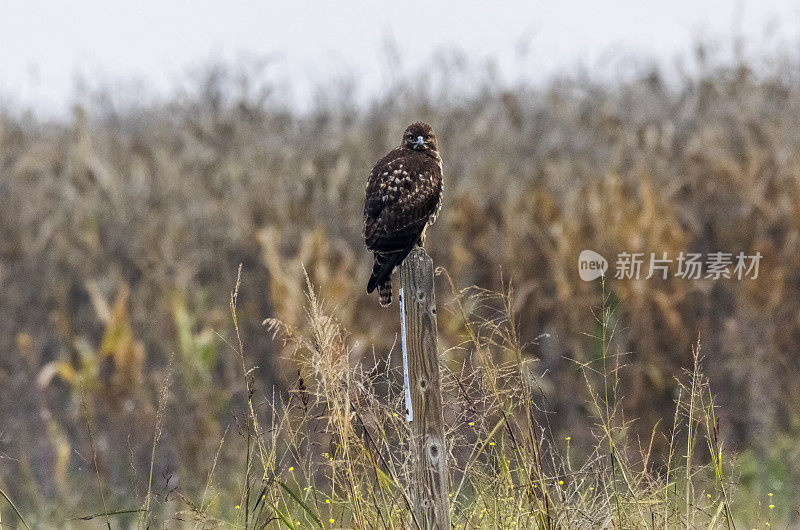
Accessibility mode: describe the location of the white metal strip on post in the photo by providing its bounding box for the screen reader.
[399,287,413,422]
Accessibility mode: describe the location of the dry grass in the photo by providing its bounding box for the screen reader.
[162,273,737,529]
[1,46,799,525]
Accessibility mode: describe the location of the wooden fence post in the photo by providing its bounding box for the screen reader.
[399,247,450,529]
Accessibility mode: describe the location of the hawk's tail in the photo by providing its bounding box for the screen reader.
[367,250,410,306]
[378,279,392,307]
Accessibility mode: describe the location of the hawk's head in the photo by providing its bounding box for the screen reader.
[402,122,438,155]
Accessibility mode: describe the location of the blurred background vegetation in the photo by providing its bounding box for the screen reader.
[2,44,800,524]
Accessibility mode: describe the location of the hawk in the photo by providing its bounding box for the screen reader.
[364,122,443,306]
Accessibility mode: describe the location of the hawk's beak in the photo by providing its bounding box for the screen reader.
[413,136,425,149]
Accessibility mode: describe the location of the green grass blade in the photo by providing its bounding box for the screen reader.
[274,506,296,529]
[707,500,724,530]
[279,482,322,527]
[374,466,398,489]
[0,486,30,530]
[68,508,147,521]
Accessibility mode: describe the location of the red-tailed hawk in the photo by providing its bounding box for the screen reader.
[364,122,443,306]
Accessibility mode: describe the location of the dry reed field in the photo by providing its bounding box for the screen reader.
[1,48,800,527]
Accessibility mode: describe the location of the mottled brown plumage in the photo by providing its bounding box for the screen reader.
[364,122,443,306]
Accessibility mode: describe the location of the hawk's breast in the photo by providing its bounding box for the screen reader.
[363,148,443,253]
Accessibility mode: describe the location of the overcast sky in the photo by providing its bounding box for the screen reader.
[1,1,800,116]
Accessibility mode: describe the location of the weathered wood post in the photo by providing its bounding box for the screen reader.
[399,247,450,529]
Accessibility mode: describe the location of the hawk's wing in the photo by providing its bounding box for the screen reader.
[363,147,442,255]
